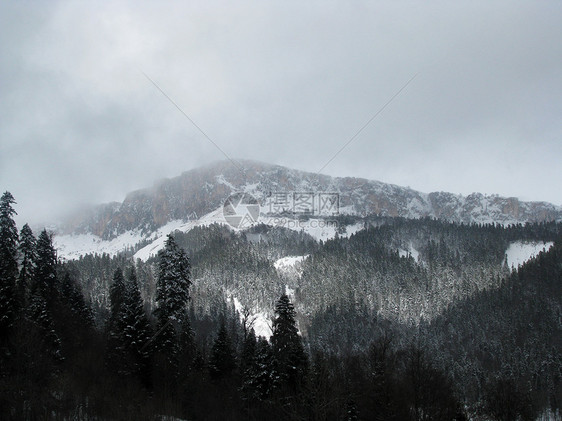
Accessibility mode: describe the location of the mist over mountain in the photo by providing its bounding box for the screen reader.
[59,159,562,242]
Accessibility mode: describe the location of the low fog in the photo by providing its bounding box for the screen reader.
[1,1,560,226]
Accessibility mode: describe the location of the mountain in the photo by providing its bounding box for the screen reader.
[15,160,561,419]
[54,159,562,260]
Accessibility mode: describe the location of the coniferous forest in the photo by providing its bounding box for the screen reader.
[1,191,561,420]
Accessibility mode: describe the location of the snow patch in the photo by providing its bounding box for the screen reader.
[285,284,295,301]
[505,241,554,269]
[242,182,260,194]
[344,222,364,237]
[338,205,357,215]
[215,174,236,190]
[55,207,230,261]
[54,230,145,260]
[133,207,227,261]
[230,296,272,339]
[274,255,308,278]
[398,243,420,262]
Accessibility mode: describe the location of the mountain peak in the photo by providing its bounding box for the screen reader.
[60,160,561,239]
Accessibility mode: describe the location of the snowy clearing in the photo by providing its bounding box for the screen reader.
[398,244,420,262]
[230,296,272,339]
[133,207,226,261]
[505,241,554,269]
[274,255,309,278]
[54,207,228,261]
[54,230,145,261]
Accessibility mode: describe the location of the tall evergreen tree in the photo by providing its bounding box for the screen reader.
[155,235,191,323]
[209,319,236,380]
[240,327,257,376]
[106,268,128,374]
[242,336,278,401]
[109,268,126,322]
[122,267,152,381]
[17,223,36,306]
[60,272,94,328]
[154,234,191,357]
[0,191,19,333]
[178,313,195,377]
[33,230,58,297]
[271,294,308,391]
[27,291,62,362]
[107,266,153,382]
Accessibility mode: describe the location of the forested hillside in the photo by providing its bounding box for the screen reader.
[1,191,561,420]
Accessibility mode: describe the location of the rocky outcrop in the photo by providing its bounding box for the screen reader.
[60,160,562,239]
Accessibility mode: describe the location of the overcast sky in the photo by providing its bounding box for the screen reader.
[1,1,560,226]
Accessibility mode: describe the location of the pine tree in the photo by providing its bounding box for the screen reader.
[33,230,58,297]
[17,223,36,306]
[0,191,19,333]
[154,234,191,357]
[209,319,236,380]
[109,268,126,322]
[122,267,152,381]
[106,268,127,374]
[27,291,62,362]
[242,336,278,401]
[240,327,257,375]
[271,294,308,392]
[60,272,94,328]
[155,235,191,323]
[178,313,195,377]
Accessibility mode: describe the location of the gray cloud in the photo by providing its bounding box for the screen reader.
[1,0,560,226]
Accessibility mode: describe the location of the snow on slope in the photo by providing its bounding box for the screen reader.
[292,218,338,241]
[56,210,365,261]
[230,296,272,339]
[274,255,309,278]
[505,241,554,269]
[398,244,420,262]
[260,216,363,242]
[54,230,145,261]
[133,207,225,261]
[55,181,368,261]
[54,207,226,261]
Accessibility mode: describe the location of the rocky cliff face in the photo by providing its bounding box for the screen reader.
[60,160,562,239]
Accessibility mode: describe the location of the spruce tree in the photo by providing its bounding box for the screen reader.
[243,336,278,401]
[60,272,94,328]
[271,294,308,391]
[155,235,191,323]
[27,291,62,362]
[209,320,236,380]
[106,268,127,374]
[17,223,36,306]
[33,230,58,297]
[178,314,195,377]
[240,327,257,375]
[122,267,152,381]
[109,268,126,322]
[154,234,191,358]
[0,191,19,333]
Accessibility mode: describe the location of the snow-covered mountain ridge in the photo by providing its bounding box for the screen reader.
[54,159,561,259]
